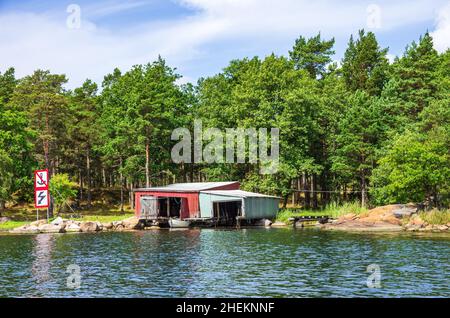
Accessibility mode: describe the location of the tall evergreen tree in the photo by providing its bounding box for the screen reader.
[9,70,70,217]
[342,29,389,95]
[381,32,439,124]
[289,33,335,78]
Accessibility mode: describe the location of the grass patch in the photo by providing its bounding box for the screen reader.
[276,201,367,223]
[69,214,134,223]
[0,221,29,231]
[419,209,450,225]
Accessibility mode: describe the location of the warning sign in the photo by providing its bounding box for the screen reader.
[35,189,49,208]
[34,169,50,209]
[34,169,49,190]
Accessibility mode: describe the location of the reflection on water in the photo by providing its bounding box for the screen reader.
[0,229,448,297]
[31,234,54,285]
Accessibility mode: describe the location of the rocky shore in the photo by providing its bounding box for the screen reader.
[8,216,143,234]
[319,204,450,232]
[4,204,449,234]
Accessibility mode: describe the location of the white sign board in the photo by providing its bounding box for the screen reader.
[34,170,49,189]
[35,189,49,208]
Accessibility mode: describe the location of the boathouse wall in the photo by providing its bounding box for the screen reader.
[199,192,280,219]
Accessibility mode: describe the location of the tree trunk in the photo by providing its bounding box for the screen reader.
[86,149,92,209]
[312,174,318,209]
[145,136,151,188]
[282,195,288,209]
[303,173,310,209]
[102,168,106,189]
[130,181,134,210]
[79,169,83,206]
[361,171,367,207]
[119,157,124,213]
[0,200,5,216]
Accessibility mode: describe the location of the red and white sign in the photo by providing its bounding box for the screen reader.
[34,169,49,190]
[35,189,49,208]
[34,169,50,209]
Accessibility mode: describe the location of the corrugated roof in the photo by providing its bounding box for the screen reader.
[201,190,280,199]
[135,182,239,192]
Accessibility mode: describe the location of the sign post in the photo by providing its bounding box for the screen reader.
[34,169,50,220]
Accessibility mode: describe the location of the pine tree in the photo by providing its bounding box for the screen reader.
[342,30,389,95]
[381,32,439,124]
[289,33,335,78]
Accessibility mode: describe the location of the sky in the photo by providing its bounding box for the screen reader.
[0,0,449,89]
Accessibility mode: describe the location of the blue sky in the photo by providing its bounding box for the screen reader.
[1,0,449,88]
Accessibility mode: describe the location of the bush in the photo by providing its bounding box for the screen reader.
[276,201,367,222]
[49,173,78,214]
[419,209,450,225]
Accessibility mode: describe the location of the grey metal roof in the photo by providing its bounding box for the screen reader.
[135,181,239,192]
[201,190,280,199]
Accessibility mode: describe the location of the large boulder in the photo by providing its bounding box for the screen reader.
[38,223,66,233]
[96,222,103,231]
[254,219,273,227]
[271,221,288,227]
[65,222,81,233]
[338,213,358,222]
[393,204,417,219]
[122,217,142,230]
[380,214,402,226]
[0,217,11,224]
[50,217,64,226]
[30,219,47,227]
[80,221,100,232]
[9,225,40,234]
[410,215,425,227]
[102,222,113,230]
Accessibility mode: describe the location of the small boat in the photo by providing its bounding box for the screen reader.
[169,218,191,228]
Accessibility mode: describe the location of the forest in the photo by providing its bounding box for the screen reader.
[0,30,449,217]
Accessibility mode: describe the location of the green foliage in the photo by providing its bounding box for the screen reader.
[381,33,439,126]
[370,129,449,205]
[342,29,389,95]
[289,33,335,78]
[0,68,35,202]
[0,150,13,208]
[331,91,389,205]
[49,174,78,214]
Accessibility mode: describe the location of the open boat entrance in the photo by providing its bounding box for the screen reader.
[139,196,187,223]
[213,200,242,226]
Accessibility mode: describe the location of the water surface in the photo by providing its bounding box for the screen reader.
[0,228,448,297]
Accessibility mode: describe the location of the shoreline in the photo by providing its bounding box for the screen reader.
[1,220,449,236]
[1,204,449,236]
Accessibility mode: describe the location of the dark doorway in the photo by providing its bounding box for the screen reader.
[213,200,242,226]
[158,197,181,218]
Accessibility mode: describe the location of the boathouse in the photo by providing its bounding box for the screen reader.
[134,182,280,224]
[199,190,280,225]
[134,182,240,220]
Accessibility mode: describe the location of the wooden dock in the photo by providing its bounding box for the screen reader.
[288,216,329,228]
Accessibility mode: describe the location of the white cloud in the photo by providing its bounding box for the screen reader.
[431,3,450,52]
[0,0,446,88]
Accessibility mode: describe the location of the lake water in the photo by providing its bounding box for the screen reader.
[0,228,449,297]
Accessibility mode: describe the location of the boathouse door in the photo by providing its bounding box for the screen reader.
[213,200,242,225]
[140,196,158,219]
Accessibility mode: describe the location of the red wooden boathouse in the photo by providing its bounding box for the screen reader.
[134,182,240,220]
